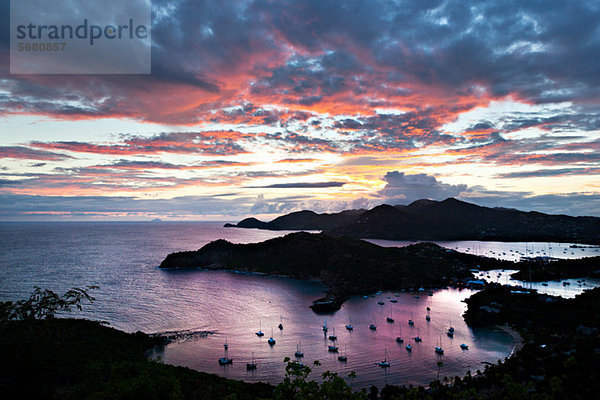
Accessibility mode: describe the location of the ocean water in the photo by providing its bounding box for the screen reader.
[1,222,595,388]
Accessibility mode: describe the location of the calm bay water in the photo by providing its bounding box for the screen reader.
[367,238,600,261]
[1,222,597,388]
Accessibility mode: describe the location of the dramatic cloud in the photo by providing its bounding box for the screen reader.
[0,146,72,161]
[379,172,468,203]
[2,0,600,219]
[30,131,251,156]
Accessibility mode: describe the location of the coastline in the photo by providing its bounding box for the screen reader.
[495,323,524,358]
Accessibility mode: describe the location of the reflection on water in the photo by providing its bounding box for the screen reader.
[4,223,577,388]
[153,271,514,388]
[479,269,600,298]
[367,239,600,262]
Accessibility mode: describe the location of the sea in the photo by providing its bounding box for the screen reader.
[1,222,599,388]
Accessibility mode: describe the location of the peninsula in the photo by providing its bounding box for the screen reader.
[160,232,507,311]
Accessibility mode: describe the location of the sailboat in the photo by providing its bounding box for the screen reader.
[255,320,264,337]
[278,315,284,330]
[414,328,422,342]
[223,336,228,350]
[338,346,348,362]
[386,306,394,323]
[295,341,304,357]
[396,324,403,343]
[246,352,257,370]
[345,316,353,331]
[268,328,276,346]
[405,343,412,351]
[447,325,454,337]
[218,346,233,365]
[322,317,328,332]
[378,349,391,367]
[435,336,444,354]
[328,326,337,341]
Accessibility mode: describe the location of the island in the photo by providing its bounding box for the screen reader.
[224,198,600,244]
[160,232,508,311]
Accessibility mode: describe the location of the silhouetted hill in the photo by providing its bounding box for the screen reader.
[225,198,600,244]
[328,198,600,244]
[160,232,507,311]
[224,209,364,231]
[224,217,269,229]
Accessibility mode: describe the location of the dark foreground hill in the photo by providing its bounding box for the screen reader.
[224,198,600,244]
[0,318,273,400]
[160,232,507,311]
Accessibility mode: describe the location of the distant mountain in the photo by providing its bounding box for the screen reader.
[328,198,600,244]
[224,209,365,231]
[225,198,600,244]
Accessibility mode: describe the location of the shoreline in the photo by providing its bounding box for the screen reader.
[495,323,524,358]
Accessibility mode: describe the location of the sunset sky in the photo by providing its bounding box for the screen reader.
[2,0,600,220]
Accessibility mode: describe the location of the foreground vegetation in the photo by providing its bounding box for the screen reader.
[2,285,600,399]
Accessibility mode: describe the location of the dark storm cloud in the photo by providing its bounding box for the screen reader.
[1,0,598,126]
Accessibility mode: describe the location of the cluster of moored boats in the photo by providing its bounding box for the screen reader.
[218,297,471,370]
